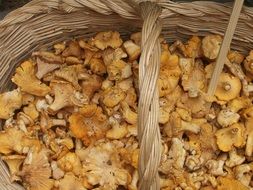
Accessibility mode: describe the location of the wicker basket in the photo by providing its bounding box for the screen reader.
[0,0,253,189]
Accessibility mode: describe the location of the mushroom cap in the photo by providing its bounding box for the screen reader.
[2,155,25,177]
[202,34,222,60]
[217,177,248,190]
[54,65,84,90]
[215,123,246,152]
[19,150,54,190]
[32,51,64,64]
[12,61,51,96]
[227,50,245,65]
[244,50,253,75]
[62,40,82,58]
[180,35,203,58]
[36,58,60,79]
[58,172,86,190]
[68,104,109,146]
[57,152,82,175]
[123,40,141,61]
[0,89,22,119]
[215,73,242,101]
[92,31,123,50]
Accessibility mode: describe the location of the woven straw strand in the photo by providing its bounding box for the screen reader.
[138,2,162,190]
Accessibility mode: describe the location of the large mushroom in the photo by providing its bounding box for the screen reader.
[12,61,51,96]
[215,73,242,101]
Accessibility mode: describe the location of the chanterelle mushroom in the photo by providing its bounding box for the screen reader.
[0,127,41,154]
[217,177,249,190]
[202,34,222,60]
[2,154,25,181]
[215,123,246,152]
[35,58,60,79]
[217,109,240,128]
[58,172,86,190]
[91,31,123,50]
[12,61,51,96]
[244,50,253,75]
[18,150,54,190]
[54,65,85,90]
[215,72,242,101]
[76,141,131,189]
[48,80,87,112]
[0,89,22,119]
[68,104,109,146]
[57,152,82,175]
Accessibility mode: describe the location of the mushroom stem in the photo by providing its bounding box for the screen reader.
[52,119,66,127]
[250,62,253,70]
[223,83,231,91]
[247,84,253,92]
[246,131,253,157]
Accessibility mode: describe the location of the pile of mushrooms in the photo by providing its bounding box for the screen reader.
[0,31,253,190]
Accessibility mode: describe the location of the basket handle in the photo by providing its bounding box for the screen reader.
[207,0,245,96]
[138,2,162,190]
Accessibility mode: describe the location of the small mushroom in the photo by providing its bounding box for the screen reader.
[32,51,64,64]
[88,58,107,76]
[123,40,141,61]
[51,161,64,180]
[244,50,253,75]
[48,81,87,112]
[120,102,137,125]
[18,150,54,190]
[215,123,246,152]
[202,34,222,60]
[217,177,249,190]
[234,163,253,187]
[54,42,66,55]
[107,59,132,81]
[23,103,39,121]
[130,32,141,46]
[35,58,60,79]
[106,117,128,140]
[217,109,240,128]
[225,148,245,167]
[177,36,203,58]
[58,172,86,190]
[227,97,251,113]
[214,72,242,101]
[205,159,227,176]
[57,152,82,175]
[245,117,253,156]
[0,128,41,154]
[101,86,126,108]
[91,31,123,50]
[54,65,85,90]
[0,89,22,119]
[2,155,25,181]
[227,50,244,65]
[62,40,82,58]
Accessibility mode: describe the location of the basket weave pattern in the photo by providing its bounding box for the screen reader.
[0,0,253,189]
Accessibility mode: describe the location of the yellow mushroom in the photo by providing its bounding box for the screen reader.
[12,61,51,96]
[215,123,246,152]
[0,89,22,119]
[2,155,25,181]
[91,31,123,50]
[244,50,253,75]
[215,73,242,101]
[202,34,222,60]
